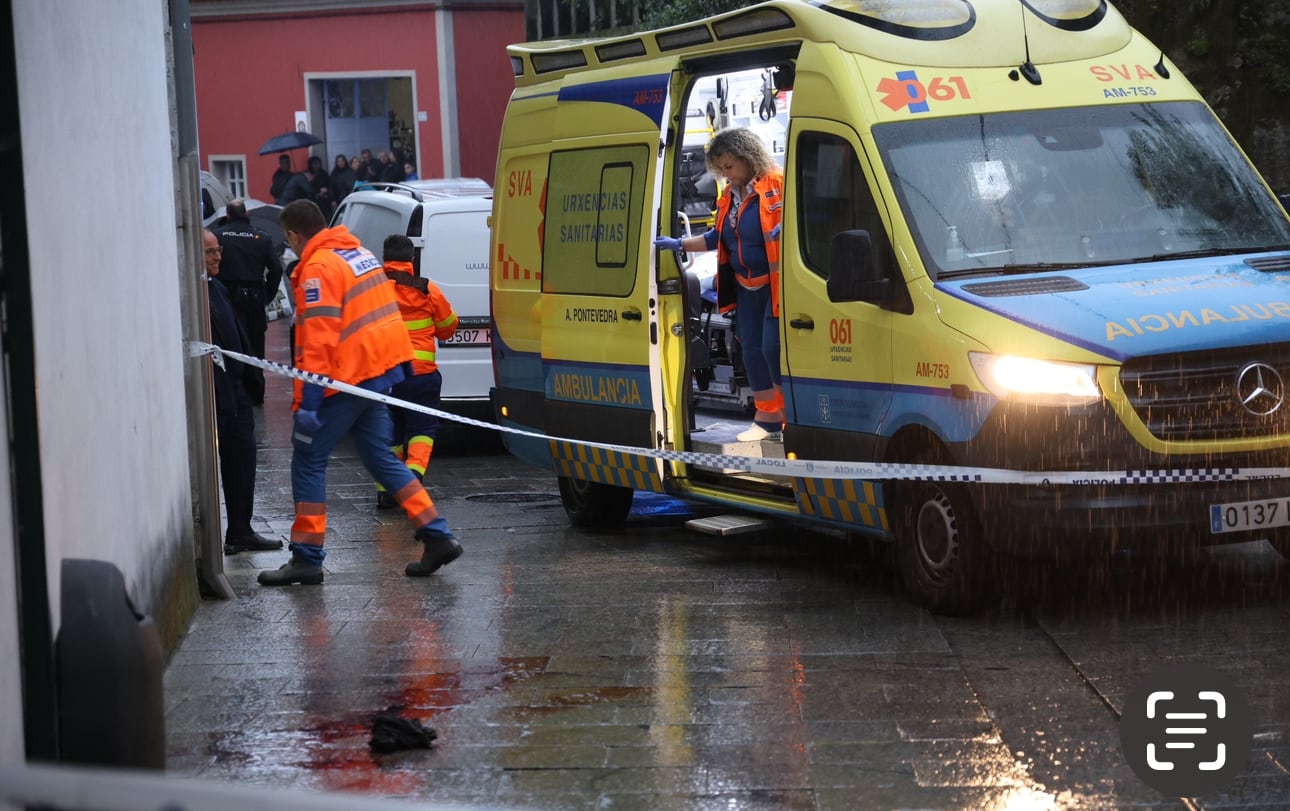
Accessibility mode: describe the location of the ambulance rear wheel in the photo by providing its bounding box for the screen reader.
[895,452,997,615]
[558,476,634,529]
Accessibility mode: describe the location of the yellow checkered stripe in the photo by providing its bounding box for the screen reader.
[796,477,888,530]
[550,440,663,493]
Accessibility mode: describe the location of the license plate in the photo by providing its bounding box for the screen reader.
[441,328,490,347]
[1209,496,1290,534]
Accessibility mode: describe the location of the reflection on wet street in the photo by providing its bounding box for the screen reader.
[163,322,1290,810]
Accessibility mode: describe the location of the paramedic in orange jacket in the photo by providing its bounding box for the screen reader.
[375,233,459,508]
[258,200,463,586]
[655,128,785,442]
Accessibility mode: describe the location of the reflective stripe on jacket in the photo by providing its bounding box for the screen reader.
[713,170,784,317]
[384,261,459,376]
[291,225,414,409]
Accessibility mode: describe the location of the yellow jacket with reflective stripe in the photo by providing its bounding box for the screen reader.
[384,261,459,376]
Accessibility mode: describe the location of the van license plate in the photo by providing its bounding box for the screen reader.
[1210,497,1290,534]
[441,328,490,347]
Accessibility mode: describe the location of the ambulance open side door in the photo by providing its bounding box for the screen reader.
[537,72,674,507]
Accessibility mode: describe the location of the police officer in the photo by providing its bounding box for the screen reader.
[212,199,284,405]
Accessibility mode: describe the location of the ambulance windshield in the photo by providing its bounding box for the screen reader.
[874,101,1290,279]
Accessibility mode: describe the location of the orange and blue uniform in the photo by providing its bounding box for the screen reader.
[287,226,449,561]
[706,169,785,407]
[711,170,784,316]
[384,260,459,477]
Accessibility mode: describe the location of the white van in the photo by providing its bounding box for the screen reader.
[330,179,493,421]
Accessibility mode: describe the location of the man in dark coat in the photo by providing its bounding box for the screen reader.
[211,199,284,404]
[203,229,281,555]
[269,154,294,204]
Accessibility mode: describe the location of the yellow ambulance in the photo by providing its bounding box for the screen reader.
[488,0,1290,613]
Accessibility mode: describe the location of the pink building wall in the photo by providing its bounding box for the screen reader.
[191,4,523,199]
[454,9,526,180]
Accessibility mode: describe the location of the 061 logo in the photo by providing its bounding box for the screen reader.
[876,70,972,113]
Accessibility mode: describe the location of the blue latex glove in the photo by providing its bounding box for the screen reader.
[768,223,781,240]
[295,409,323,433]
[653,235,683,253]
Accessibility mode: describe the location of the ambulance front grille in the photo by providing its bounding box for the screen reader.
[1119,344,1290,441]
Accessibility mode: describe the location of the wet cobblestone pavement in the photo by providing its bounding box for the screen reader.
[163,322,1290,809]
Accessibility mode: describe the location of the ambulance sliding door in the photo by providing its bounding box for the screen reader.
[540,139,664,465]
[780,121,897,460]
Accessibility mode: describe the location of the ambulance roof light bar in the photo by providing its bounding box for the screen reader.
[657,25,713,51]
[531,48,589,74]
[711,7,796,40]
[1021,0,1107,31]
[810,0,972,40]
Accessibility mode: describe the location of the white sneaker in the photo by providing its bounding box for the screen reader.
[736,423,782,442]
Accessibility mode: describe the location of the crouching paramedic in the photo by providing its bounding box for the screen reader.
[375,233,459,509]
[259,200,463,586]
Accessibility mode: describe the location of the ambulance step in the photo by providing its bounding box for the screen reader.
[685,514,772,536]
[689,420,785,474]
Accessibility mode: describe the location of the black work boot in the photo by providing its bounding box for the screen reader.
[224,533,284,555]
[258,555,324,586]
[405,530,462,577]
[375,491,398,510]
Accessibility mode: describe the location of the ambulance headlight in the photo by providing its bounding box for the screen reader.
[969,353,1101,406]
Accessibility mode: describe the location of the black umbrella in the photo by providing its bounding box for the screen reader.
[258,130,324,155]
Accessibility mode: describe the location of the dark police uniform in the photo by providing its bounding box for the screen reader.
[212,213,284,403]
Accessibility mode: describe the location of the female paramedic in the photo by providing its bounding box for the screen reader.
[655,127,785,441]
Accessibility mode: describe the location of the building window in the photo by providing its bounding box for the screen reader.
[210,156,247,199]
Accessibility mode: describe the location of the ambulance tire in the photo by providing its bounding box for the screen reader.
[558,476,634,529]
[895,452,998,616]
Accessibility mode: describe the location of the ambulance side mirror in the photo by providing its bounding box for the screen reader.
[827,230,895,307]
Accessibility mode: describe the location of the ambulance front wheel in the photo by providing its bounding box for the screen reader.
[895,452,998,615]
[558,476,634,529]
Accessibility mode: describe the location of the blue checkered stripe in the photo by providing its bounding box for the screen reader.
[1118,469,1241,484]
[797,478,889,530]
[551,441,663,493]
[867,463,982,483]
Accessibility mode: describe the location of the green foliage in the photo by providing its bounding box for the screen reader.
[642,0,757,28]
[1248,31,1290,94]
[1184,34,1210,58]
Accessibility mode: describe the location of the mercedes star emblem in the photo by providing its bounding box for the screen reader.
[1235,361,1285,417]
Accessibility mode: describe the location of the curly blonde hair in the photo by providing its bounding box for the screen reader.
[705,127,777,179]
